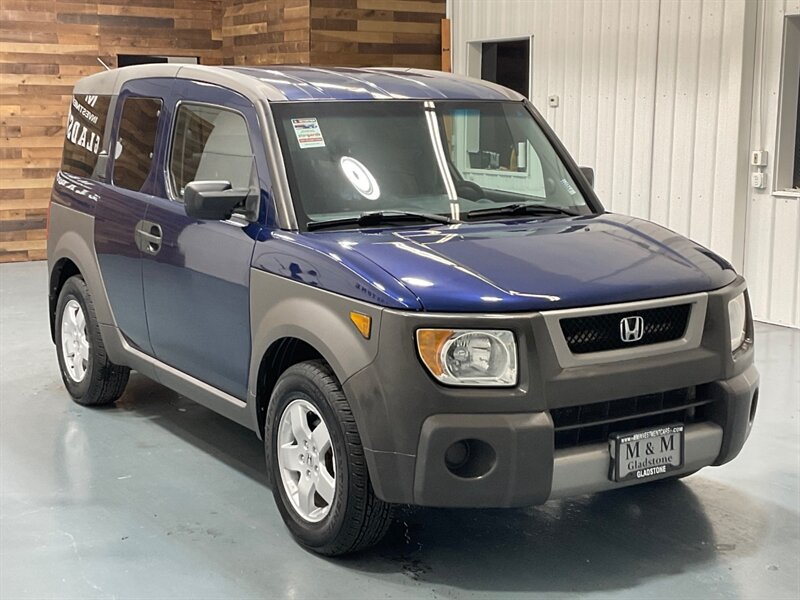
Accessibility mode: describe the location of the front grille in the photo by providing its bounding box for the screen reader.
[551,386,712,449]
[560,303,691,354]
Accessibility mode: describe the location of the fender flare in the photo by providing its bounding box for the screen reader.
[47,204,122,362]
[247,270,384,436]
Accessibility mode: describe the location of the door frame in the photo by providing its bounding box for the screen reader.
[466,35,533,99]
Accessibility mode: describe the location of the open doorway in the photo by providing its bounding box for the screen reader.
[479,39,530,98]
[117,55,199,67]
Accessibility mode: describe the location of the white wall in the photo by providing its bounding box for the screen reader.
[744,0,800,328]
[451,0,800,328]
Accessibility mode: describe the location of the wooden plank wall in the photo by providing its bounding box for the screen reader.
[219,0,447,68]
[0,1,223,263]
[1,0,445,262]
[309,0,445,69]
[222,0,311,65]
[440,17,450,72]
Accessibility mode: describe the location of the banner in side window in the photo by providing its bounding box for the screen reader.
[61,94,111,178]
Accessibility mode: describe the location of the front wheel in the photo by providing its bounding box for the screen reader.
[265,360,393,555]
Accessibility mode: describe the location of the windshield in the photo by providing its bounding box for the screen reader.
[272,101,594,229]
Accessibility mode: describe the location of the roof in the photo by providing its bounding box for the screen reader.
[72,64,524,103]
[224,66,523,101]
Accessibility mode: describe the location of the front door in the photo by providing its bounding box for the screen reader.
[141,81,265,400]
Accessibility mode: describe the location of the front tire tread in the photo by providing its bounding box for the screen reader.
[268,360,393,556]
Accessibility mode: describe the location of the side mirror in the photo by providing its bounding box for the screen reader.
[579,166,594,188]
[184,180,251,221]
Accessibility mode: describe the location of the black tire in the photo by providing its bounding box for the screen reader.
[55,275,130,406]
[265,360,393,556]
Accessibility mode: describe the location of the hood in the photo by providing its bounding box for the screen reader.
[308,213,737,312]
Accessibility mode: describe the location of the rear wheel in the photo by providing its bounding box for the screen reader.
[55,275,129,406]
[265,360,393,555]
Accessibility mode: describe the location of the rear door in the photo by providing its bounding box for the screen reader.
[140,80,264,400]
[94,79,171,354]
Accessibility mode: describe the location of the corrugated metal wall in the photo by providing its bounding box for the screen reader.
[745,0,800,328]
[451,0,800,328]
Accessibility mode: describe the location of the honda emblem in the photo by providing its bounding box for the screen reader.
[619,316,645,343]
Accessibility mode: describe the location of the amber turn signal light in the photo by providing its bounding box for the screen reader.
[415,329,455,377]
[350,311,372,339]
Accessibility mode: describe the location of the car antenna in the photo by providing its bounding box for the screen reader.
[97,57,111,71]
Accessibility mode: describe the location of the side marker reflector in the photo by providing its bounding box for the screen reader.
[350,311,371,339]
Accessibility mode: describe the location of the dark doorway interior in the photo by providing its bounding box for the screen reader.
[481,39,530,98]
[117,55,198,67]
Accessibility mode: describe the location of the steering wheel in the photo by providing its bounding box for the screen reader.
[455,180,485,201]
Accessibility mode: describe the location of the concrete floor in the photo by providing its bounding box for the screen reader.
[1,261,798,600]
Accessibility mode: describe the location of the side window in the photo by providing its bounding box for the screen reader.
[169,103,254,199]
[112,97,161,192]
[61,94,112,178]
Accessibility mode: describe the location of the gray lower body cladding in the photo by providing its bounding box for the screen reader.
[344,278,758,507]
[48,220,757,508]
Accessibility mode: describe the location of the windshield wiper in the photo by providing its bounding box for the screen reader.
[307,210,457,231]
[465,203,579,219]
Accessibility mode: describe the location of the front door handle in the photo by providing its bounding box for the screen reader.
[135,220,163,255]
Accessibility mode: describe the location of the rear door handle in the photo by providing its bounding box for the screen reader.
[135,220,163,255]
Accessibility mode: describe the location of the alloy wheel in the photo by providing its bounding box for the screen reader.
[276,398,336,522]
[61,299,89,383]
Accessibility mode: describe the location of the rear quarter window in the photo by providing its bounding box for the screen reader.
[61,94,112,178]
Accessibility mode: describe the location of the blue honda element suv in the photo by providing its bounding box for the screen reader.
[48,65,759,555]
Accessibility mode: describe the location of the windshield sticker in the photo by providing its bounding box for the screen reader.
[560,178,577,195]
[340,156,380,200]
[291,117,326,148]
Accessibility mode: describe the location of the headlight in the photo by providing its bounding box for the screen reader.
[416,329,517,386]
[728,293,747,352]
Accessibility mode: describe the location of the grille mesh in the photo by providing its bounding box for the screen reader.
[560,304,691,354]
[550,387,711,449]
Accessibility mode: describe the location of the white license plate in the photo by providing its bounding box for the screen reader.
[610,424,684,482]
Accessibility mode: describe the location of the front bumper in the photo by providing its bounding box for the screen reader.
[343,278,758,507]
